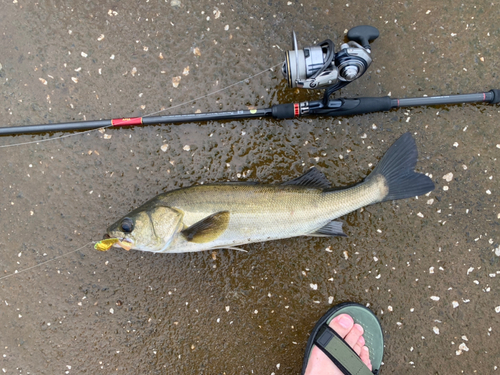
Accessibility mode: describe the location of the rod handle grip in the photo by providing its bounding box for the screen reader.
[313,96,393,117]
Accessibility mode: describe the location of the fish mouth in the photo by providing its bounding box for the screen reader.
[111,237,134,251]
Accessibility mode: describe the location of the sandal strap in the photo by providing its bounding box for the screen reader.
[314,324,374,375]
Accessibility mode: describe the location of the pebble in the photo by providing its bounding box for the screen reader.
[310,283,318,290]
[456,342,469,356]
[433,327,440,334]
[172,76,181,87]
[443,172,453,182]
[452,301,459,308]
[430,296,440,301]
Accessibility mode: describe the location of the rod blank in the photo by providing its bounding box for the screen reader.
[1,90,499,136]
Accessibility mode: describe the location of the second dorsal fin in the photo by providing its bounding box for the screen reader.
[281,167,332,189]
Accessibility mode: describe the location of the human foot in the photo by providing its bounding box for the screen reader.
[304,313,372,375]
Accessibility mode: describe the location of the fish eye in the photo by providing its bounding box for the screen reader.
[120,218,134,233]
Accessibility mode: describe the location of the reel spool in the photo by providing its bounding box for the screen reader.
[282,25,379,94]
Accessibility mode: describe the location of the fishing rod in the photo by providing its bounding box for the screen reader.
[1,25,499,137]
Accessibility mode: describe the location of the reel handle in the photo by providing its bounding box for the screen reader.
[347,25,380,49]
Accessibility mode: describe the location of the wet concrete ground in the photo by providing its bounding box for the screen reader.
[0,0,499,374]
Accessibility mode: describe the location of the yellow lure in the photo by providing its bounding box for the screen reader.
[94,238,120,251]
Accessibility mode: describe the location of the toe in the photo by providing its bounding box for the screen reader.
[352,335,366,356]
[343,323,364,348]
[360,346,372,371]
[329,314,354,338]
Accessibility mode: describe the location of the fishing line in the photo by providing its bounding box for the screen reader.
[0,64,281,148]
[0,242,94,281]
[0,126,111,149]
[0,65,280,277]
[142,63,281,118]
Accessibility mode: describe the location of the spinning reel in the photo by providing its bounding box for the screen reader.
[282,25,380,102]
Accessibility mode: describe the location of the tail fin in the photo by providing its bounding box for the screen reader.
[366,132,435,202]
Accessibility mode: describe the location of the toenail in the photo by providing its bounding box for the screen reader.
[337,315,353,329]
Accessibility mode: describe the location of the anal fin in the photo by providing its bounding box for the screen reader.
[181,211,230,243]
[307,220,347,238]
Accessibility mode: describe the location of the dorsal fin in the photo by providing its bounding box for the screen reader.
[281,167,332,189]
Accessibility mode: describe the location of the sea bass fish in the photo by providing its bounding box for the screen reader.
[106,133,434,253]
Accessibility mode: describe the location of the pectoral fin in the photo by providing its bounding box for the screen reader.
[307,220,347,237]
[181,211,230,243]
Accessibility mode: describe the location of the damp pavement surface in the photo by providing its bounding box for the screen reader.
[0,1,499,374]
